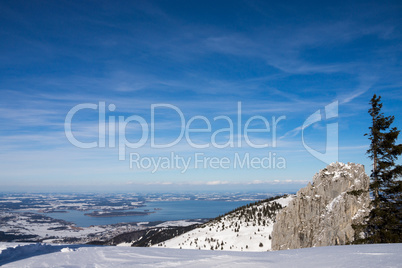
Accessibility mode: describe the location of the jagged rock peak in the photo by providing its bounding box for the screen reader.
[271,162,371,251]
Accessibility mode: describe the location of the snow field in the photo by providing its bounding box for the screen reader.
[1,242,401,267]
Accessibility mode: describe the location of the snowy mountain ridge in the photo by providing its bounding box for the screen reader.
[153,195,294,251]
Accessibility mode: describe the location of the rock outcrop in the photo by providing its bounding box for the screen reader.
[272,162,371,250]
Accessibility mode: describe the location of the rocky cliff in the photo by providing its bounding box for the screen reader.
[272,162,371,250]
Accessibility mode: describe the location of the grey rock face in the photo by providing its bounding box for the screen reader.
[271,162,370,250]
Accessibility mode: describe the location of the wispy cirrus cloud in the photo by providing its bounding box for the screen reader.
[0,0,400,189]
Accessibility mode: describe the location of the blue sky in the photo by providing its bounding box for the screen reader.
[0,0,401,192]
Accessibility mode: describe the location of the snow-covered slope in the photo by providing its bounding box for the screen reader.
[0,242,401,267]
[155,195,294,251]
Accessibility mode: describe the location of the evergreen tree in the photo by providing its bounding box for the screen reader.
[356,94,402,243]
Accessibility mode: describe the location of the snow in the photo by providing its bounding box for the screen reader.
[326,193,344,212]
[321,162,357,183]
[0,242,401,267]
[352,208,368,220]
[116,242,133,247]
[155,220,202,228]
[60,247,75,252]
[273,195,294,207]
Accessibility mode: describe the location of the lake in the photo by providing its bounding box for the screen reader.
[42,200,252,227]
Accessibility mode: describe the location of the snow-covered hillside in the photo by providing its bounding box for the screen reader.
[155,195,294,251]
[0,242,401,267]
